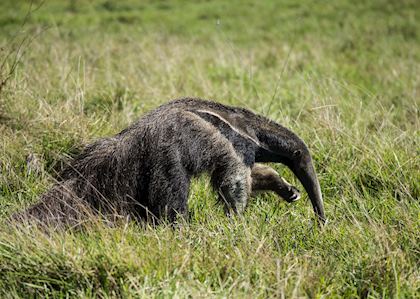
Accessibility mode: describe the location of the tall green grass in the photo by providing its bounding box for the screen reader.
[0,0,419,297]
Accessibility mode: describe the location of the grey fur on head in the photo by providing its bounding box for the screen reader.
[13,98,325,227]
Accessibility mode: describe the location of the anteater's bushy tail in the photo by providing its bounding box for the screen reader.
[10,135,142,229]
[10,180,98,229]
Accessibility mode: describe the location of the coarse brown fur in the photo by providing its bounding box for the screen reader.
[12,98,325,227]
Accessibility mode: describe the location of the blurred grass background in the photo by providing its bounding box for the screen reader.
[0,0,419,297]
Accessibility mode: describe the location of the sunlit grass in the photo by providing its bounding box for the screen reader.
[0,0,419,297]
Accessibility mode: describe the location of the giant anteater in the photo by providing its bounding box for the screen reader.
[14,98,325,227]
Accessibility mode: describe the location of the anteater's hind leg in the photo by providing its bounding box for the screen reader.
[251,163,300,202]
[147,159,191,223]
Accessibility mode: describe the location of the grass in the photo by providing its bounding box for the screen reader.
[0,0,419,297]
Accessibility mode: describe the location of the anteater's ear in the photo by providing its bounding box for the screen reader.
[293,149,302,157]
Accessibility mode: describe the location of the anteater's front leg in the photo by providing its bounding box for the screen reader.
[211,160,252,215]
[251,163,300,203]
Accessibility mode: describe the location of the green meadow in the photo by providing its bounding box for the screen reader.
[0,0,419,297]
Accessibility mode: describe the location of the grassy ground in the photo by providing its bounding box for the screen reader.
[0,0,419,297]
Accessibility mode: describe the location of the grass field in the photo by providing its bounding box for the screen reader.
[0,0,419,297]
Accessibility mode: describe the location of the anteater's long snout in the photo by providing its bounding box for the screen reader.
[292,159,326,223]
